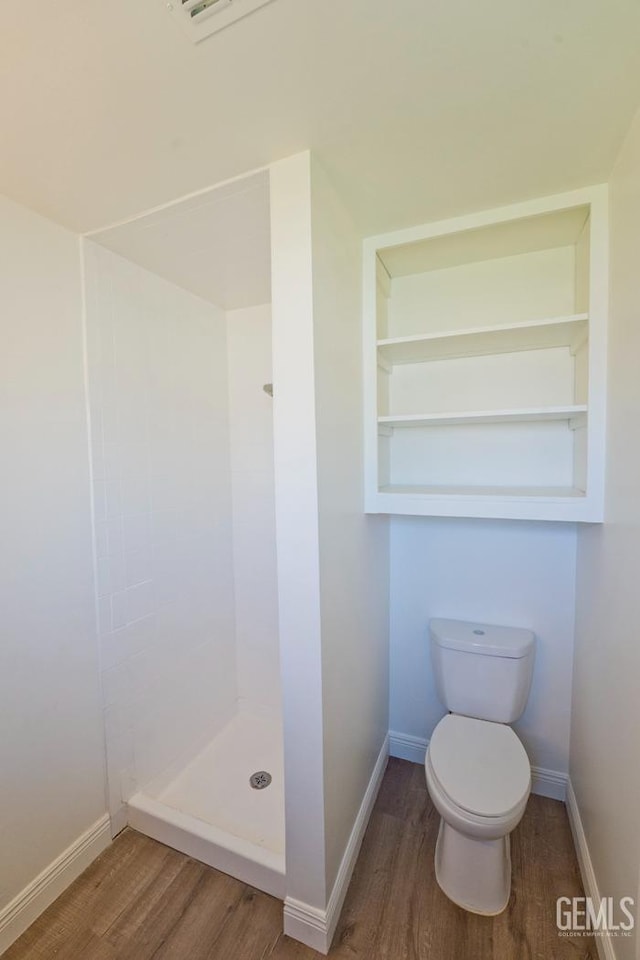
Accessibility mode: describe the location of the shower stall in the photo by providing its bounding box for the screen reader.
[85,169,285,896]
[84,154,390,952]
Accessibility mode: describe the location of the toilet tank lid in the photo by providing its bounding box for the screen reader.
[430,618,535,659]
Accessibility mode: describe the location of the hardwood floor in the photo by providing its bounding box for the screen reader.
[5,759,595,960]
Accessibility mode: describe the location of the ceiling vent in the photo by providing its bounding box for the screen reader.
[167,0,275,42]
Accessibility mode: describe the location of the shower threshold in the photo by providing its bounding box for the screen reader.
[127,711,285,898]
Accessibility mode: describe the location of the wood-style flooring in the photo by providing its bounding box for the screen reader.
[5,758,595,960]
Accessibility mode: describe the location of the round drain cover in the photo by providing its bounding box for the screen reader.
[250,771,272,790]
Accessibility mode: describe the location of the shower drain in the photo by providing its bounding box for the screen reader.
[250,770,272,790]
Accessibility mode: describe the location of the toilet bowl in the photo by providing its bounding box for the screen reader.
[425,713,531,915]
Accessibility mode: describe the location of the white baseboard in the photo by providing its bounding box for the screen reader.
[388,730,568,801]
[566,780,615,960]
[0,814,111,956]
[531,765,568,802]
[388,730,428,765]
[284,734,389,954]
[283,898,328,954]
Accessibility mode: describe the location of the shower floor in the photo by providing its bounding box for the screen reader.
[127,711,285,898]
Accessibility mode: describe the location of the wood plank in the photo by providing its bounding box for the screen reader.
[148,867,258,960]
[4,927,118,960]
[334,811,409,957]
[150,869,268,960]
[2,831,171,960]
[374,755,426,820]
[104,857,210,958]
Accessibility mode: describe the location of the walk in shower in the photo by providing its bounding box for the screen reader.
[84,170,285,896]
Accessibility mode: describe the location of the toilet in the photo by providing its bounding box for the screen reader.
[424,618,535,916]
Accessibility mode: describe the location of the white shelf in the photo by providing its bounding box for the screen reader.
[377,314,588,366]
[376,206,590,278]
[380,484,585,499]
[364,186,608,522]
[378,405,588,430]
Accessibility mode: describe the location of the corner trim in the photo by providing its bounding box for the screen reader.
[566,780,615,960]
[388,730,568,801]
[0,814,111,956]
[284,734,389,954]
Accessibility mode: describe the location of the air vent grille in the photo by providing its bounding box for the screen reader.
[187,0,224,19]
[168,0,275,42]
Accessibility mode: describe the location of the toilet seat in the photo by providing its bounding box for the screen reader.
[428,714,530,819]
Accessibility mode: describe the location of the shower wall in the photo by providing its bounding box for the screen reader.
[226,304,280,719]
[84,243,238,828]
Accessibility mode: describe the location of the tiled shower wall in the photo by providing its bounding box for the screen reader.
[84,242,237,826]
[226,304,280,719]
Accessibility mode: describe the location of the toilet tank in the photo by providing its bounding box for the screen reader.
[430,618,535,723]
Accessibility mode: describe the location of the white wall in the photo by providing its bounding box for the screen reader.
[0,198,106,916]
[271,152,389,952]
[226,304,280,718]
[571,110,640,960]
[311,158,390,895]
[270,153,327,915]
[387,246,576,337]
[84,243,237,826]
[390,517,577,777]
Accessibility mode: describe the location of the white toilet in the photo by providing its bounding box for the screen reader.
[425,618,535,916]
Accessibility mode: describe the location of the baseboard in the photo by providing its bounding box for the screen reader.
[388,730,428,765]
[0,814,111,956]
[283,898,328,954]
[323,734,389,947]
[566,780,615,960]
[531,765,568,801]
[389,730,568,801]
[284,734,389,954]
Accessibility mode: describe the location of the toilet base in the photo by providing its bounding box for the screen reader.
[434,818,511,915]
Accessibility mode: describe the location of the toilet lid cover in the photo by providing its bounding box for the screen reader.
[429,714,531,818]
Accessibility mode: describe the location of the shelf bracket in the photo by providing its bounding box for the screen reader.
[570,330,589,357]
[375,255,392,299]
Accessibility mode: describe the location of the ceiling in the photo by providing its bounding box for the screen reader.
[91,170,271,310]
[1,0,640,236]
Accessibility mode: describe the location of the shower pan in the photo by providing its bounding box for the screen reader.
[128,712,285,896]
